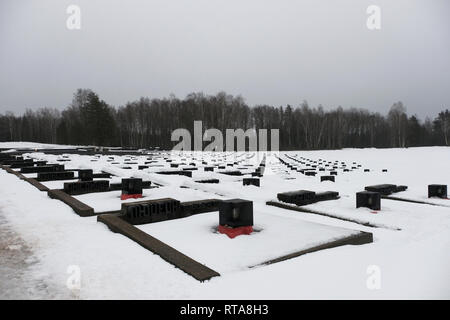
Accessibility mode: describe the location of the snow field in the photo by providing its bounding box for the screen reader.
[0,142,449,299]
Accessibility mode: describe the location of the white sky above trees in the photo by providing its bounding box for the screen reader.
[0,0,449,119]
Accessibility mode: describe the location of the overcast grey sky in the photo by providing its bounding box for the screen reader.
[0,0,449,119]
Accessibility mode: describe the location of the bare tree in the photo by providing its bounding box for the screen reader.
[388,102,408,147]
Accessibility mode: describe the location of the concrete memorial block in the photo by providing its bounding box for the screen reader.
[21,164,64,173]
[8,159,34,168]
[0,158,30,165]
[37,171,75,181]
[180,199,222,216]
[0,154,13,161]
[320,175,335,182]
[395,185,408,192]
[243,177,260,187]
[78,169,93,181]
[220,170,243,176]
[179,171,192,177]
[365,184,395,195]
[256,166,265,174]
[195,179,219,184]
[277,190,316,206]
[120,198,182,225]
[110,180,152,191]
[364,184,408,195]
[219,199,253,228]
[315,191,339,202]
[121,178,143,200]
[428,184,447,198]
[63,180,110,195]
[356,191,381,210]
[93,173,112,179]
[48,189,94,216]
[109,183,122,191]
[157,170,192,177]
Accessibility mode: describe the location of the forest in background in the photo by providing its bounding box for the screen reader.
[0,89,449,150]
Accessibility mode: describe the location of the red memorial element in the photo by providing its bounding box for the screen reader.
[121,194,143,201]
[218,225,253,239]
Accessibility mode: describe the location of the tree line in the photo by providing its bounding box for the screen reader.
[0,88,449,150]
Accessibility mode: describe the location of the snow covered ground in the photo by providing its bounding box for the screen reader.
[0,142,449,299]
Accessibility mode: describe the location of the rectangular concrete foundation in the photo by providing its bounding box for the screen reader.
[97,214,220,282]
[48,189,95,216]
[23,178,50,191]
[266,200,401,230]
[251,231,373,267]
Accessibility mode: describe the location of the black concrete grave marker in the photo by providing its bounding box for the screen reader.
[37,171,75,181]
[79,169,93,182]
[180,199,222,216]
[120,198,181,225]
[243,177,260,187]
[277,190,316,206]
[21,164,64,173]
[220,170,243,176]
[356,191,381,210]
[428,184,447,198]
[219,199,253,228]
[321,175,335,182]
[365,184,408,195]
[64,180,110,195]
[315,191,339,202]
[121,178,143,196]
[195,179,219,184]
